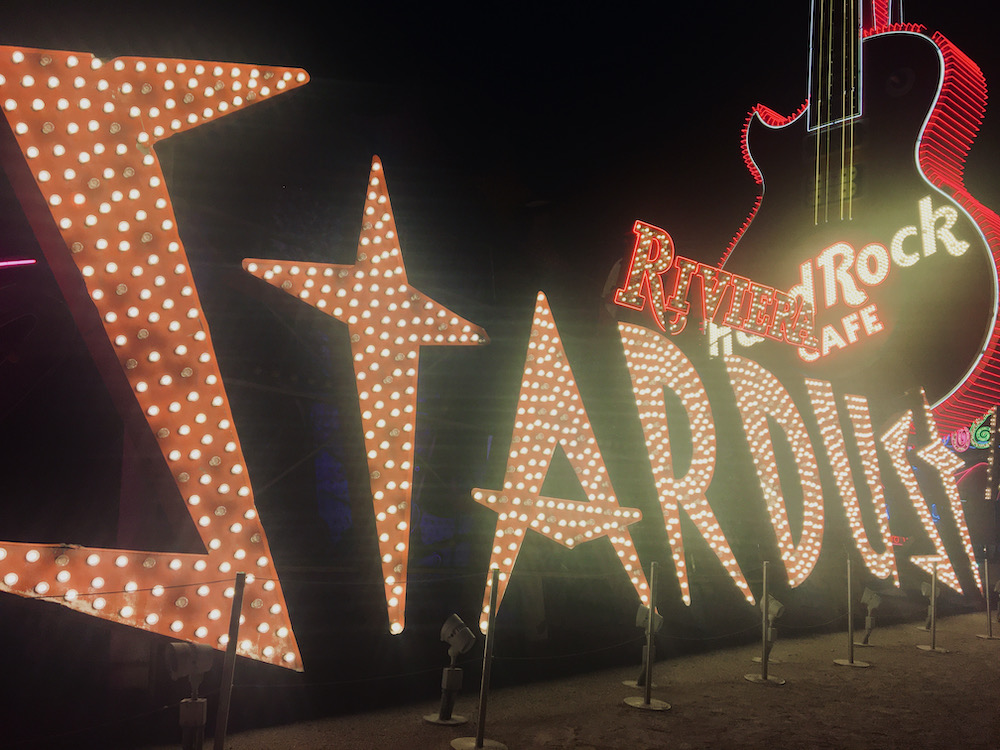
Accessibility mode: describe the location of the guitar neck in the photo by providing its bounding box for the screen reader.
[808,0,862,130]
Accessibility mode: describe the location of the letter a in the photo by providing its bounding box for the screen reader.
[471,293,650,631]
[620,323,754,605]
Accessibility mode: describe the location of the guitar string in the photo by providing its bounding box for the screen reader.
[848,0,856,220]
[814,0,825,226]
[825,0,834,223]
[840,0,847,221]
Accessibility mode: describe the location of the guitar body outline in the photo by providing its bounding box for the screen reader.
[720,21,1000,436]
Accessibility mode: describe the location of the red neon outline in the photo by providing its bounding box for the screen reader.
[717,102,807,268]
[868,1,890,31]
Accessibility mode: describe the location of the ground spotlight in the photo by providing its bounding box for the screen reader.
[424,614,477,725]
[917,568,948,653]
[756,594,785,662]
[165,642,214,750]
[635,602,664,633]
[625,603,664,688]
[920,580,940,630]
[858,587,882,645]
[745,562,785,685]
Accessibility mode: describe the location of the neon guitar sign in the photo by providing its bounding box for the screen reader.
[704,0,1000,436]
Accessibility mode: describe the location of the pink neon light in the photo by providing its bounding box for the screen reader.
[0,259,35,268]
[868,1,890,31]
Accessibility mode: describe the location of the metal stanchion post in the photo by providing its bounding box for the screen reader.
[452,568,507,750]
[745,561,784,685]
[918,566,948,653]
[214,571,247,750]
[625,562,669,711]
[835,556,869,668]
[977,559,999,640]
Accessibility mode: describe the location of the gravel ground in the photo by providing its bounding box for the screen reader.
[142,611,1000,749]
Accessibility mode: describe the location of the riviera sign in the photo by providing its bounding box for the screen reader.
[613,220,819,350]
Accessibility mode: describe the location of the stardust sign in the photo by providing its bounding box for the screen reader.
[0,0,993,670]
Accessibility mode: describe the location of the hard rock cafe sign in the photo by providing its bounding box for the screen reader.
[0,0,994,668]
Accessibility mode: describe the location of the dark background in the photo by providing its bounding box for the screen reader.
[0,2,997,746]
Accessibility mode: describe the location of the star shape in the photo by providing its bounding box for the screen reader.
[0,45,309,668]
[244,157,489,633]
[472,292,649,632]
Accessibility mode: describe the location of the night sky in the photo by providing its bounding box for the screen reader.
[2,2,999,279]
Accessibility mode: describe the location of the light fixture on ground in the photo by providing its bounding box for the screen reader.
[623,602,663,688]
[425,614,477,725]
[918,567,949,653]
[165,642,215,750]
[918,578,941,631]
[856,587,882,646]
[750,594,785,665]
[452,568,507,750]
[976,557,1000,640]
[745,561,785,685]
[624,561,669,711]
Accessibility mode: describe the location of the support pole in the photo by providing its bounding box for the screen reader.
[643,563,654,705]
[762,561,769,681]
[918,566,948,653]
[625,562,669,711]
[931,565,937,651]
[452,568,506,750]
[835,556,869,668]
[745,561,784,685]
[977,559,999,640]
[214,572,247,750]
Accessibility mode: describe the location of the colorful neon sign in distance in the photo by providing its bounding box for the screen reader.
[0,46,308,669]
[944,408,993,452]
[613,220,819,350]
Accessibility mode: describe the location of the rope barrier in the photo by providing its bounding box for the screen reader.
[233,662,466,690]
[25,576,242,603]
[661,624,760,642]
[493,635,645,662]
[781,612,849,631]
